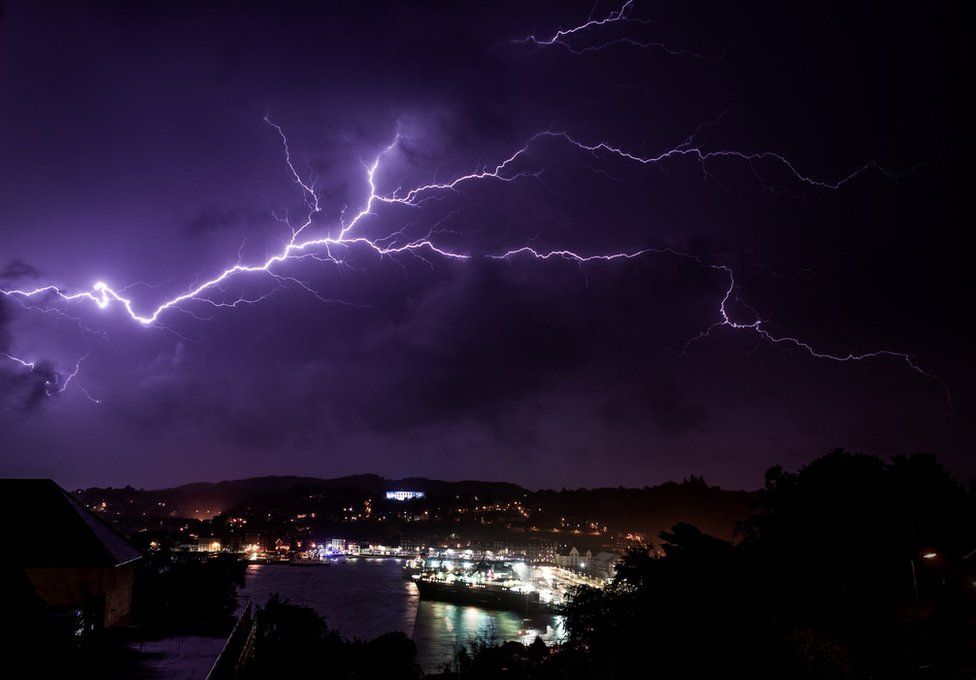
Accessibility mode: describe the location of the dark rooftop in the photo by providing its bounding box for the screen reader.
[0,479,141,568]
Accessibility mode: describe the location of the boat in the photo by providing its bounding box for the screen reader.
[414,577,549,614]
[410,558,551,614]
[287,555,336,566]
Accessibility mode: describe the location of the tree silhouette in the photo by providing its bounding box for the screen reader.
[446,450,976,679]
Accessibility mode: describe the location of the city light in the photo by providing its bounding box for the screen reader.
[385,490,426,501]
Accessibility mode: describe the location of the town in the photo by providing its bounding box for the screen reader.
[6,450,976,678]
[73,474,746,571]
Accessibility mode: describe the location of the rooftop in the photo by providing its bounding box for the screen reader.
[0,479,141,568]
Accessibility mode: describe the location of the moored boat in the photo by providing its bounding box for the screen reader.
[414,576,549,614]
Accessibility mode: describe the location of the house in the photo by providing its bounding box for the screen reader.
[588,551,621,580]
[0,479,141,629]
[555,546,620,580]
[197,536,223,553]
[555,546,591,570]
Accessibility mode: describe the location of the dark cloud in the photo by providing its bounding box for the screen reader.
[0,1,972,489]
[184,205,269,235]
[1,258,39,280]
[0,360,55,413]
[1,302,55,412]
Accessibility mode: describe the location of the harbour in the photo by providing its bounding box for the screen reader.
[240,559,564,673]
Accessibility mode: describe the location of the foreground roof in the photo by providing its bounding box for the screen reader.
[0,479,141,568]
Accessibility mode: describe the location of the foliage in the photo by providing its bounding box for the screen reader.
[134,553,246,623]
[443,450,976,679]
[242,594,422,680]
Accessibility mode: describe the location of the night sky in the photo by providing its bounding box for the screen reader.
[1,1,973,490]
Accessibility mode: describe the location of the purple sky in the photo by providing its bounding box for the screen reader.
[1,1,972,490]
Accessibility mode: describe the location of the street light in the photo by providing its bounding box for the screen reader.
[911,552,938,621]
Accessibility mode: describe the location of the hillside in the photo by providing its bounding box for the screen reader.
[75,473,753,543]
[76,474,527,519]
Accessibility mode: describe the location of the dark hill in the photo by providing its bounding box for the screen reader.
[76,474,527,518]
[533,475,753,541]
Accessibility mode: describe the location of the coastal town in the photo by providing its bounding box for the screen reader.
[8,452,976,679]
[8,474,730,676]
[73,479,697,618]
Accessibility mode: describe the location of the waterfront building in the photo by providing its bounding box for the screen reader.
[555,546,589,570]
[197,537,222,552]
[588,551,621,580]
[243,533,266,551]
[555,546,620,580]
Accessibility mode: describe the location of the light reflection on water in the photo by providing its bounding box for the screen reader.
[240,560,562,671]
[413,600,563,673]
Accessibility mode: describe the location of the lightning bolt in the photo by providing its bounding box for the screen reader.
[513,0,721,58]
[1,123,893,322]
[1,352,37,372]
[1,349,99,403]
[0,0,940,408]
[1,114,944,411]
[693,266,953,412]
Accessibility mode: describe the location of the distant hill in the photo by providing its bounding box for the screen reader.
[75,473,754,544]
[208,475,755,543]
[76,474,527,519]
[532,475,754,542]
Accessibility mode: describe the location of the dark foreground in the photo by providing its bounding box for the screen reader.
[5,450,976,679]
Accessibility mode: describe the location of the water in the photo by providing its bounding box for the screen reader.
[412,600,563,672]
[240,559,563,672]
[240,560,417,641]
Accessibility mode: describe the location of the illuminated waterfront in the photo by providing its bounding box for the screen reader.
[240,560,563,672]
